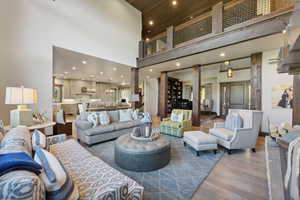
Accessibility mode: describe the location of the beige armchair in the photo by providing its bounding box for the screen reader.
[209,109,263,154]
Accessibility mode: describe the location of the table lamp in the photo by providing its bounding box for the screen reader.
[5,86,38,128]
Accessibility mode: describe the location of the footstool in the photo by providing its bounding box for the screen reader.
[183,131,218,156]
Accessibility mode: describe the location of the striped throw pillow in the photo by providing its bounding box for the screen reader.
[34,147,79,200]
[32,129,46,150]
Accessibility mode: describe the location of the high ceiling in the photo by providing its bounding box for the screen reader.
[126,0,222,38]
[53,47,131,86]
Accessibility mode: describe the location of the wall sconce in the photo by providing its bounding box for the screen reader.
[227,67,233,78]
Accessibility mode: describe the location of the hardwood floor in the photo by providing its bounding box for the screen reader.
[153,115,268,200]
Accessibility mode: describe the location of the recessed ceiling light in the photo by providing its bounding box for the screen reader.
[147,30,151,33]
[82,60,87,64]
[172,0,177,6]
[120,75,124,78]
[110,77,113,81]
[145,38,150,42]
[282,29,287,34]
[100,72,104,75]
[89,75,95,78]
[149,20,154,26]
[64,71,68,74]
[72,66,76,70]
[113,67,117,71]
[176,62,181,67]
[220,52,226,57]
[121,82,126,86]
[224,61,230,66]
[190,16,194,19]
[149,69,153,72]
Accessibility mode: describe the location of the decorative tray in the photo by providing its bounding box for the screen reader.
[130,133,160,142]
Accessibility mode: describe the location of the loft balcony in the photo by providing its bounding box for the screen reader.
[137,0,296,68]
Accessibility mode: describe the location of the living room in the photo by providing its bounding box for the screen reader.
[0,0,300,200]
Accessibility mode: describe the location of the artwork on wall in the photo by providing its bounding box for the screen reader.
[53,85,62,103]
[272,84,293,109]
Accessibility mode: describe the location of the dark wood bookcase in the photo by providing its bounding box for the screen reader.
[167,77,182,113]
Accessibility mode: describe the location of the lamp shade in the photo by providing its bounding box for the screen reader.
[5,87,38,105]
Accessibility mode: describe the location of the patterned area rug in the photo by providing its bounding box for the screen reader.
[88,136,223,200]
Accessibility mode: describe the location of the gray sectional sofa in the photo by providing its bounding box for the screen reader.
[75,110,147,146]
[0,126,144,200]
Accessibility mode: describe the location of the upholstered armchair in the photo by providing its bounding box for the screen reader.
[160,109,192,137]
[209,109,263,154]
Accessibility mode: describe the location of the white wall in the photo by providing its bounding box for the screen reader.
[0,0,141,124]
[261,49,293,132]
[144,78,159,116]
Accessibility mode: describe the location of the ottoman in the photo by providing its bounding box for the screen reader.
[115,134,171,172]
[183,131,218,156]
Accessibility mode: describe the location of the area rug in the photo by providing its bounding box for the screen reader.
[87,136,223,200]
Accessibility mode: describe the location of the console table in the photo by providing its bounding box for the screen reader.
[5,121,56,134]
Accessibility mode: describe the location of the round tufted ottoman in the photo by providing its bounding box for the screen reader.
[115,134,171,172]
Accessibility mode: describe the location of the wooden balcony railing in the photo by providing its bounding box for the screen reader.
[138,0,296,60]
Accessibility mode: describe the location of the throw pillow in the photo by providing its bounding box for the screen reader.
[87,112,99,128]
[170,112,178,122]
[225,113,243,131]
[99,112,110,125]
[119,109,133,122]
[32,129,47,151]
[170,113,183,123]
[34,147,79,200]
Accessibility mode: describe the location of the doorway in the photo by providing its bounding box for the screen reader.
[220,81,251,117]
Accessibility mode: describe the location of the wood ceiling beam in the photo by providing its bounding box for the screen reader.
[137,11,292,68]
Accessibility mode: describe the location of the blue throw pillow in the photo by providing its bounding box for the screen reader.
[0,152,42,176]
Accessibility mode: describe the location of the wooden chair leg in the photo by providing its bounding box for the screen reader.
[196,151,200,156]
[213,149,217,154]
[251,148,256,153]
[183,141,186,147]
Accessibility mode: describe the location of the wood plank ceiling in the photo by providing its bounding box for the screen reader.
[126,0,223,39]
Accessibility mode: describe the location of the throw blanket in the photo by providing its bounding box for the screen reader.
[0,152,42,176]
[285,137,300,200]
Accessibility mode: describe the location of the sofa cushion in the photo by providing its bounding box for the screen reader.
[210,128,235,141]
[0,126,32,156]
[161,121,182,128]
[108,110,119,122]
[114,121,135,130]
[132,120,144,126]
[119,109,133,122]
[84,124,115,136]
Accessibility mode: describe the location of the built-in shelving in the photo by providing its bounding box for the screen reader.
[167,77,182,113]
